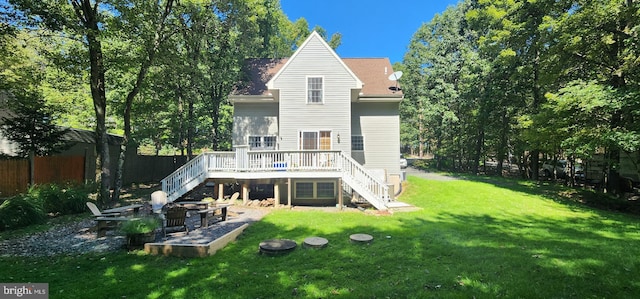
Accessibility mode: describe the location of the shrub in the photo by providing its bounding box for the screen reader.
[0,195,47,230]
[120,217,161,235]
[412,159,433,170]
[31,183,89,216]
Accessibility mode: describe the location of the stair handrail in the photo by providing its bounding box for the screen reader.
[336,152,390,209]
[161,154,207,201]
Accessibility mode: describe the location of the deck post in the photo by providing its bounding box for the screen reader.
[242,183,249,205]
[338,178,343,210]
[274,183,280,208]
[218,183,224,200]
[287,178,292,208]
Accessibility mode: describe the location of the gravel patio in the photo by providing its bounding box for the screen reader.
[0,205,270,257]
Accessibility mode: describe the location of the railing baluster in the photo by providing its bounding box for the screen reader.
[162,150,389,209]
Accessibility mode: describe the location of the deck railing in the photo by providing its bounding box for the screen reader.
[244,150,341,171]
[336,153,390,209]
[161,149,389,209]
[161,154,207,201]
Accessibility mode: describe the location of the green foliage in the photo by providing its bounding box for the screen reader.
[0,195,46,230]
[410,158,434,170]
[402,0,640,187]
[4,0,343,159]
[527,80,618,158]
[119,217,160,235]
[1,177,640,297]
[0,91,70,157]
[403,2,487,171]
[30,183,89,216]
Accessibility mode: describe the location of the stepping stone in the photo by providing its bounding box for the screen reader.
[350,233,373,244]
[259,239,297,255]
[303,236,328,249]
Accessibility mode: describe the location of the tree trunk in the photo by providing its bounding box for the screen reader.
[530,150,540,180]
[209,84,224,151]
[474,93,487,175]
[473,128,483,175]
[86,21,110,206]
[111,0,175,203]
[418,107,425,158]
[187,98,194,159]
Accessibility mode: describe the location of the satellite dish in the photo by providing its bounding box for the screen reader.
[388,71,403,81]
[388,71,403,93]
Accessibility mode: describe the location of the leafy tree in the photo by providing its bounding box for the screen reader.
[7,0,181,204]
[466,0,560,177]
[548,0,640,193]
[403,1,481,170]
[7,0,115,204]
[0,30,68,159]
[108,0,177,202]
[1,91,69,157]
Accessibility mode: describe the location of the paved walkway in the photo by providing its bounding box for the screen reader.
[404,166,460,181]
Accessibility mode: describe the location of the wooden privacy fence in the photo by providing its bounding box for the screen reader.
[123,155,187,184]
[0,156,85,198]
[1,155,186,198]
[34,156,85,185]
[0,159,29,198]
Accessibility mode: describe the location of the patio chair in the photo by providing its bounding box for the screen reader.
[150,190,168,214]
[162,203,189,237]
[229,192,240,202]
[86,202,122,217]
[86,202,131,237]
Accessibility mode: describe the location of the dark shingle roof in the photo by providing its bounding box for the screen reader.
[233,57,402,97]
[234,58,288,96]
[343,58,402,96]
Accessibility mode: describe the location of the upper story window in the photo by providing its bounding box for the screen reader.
[351,135,364,151]
[249,136,276,150]
[307,77,323,103]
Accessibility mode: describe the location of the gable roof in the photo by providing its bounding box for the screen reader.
[233,57,403,97]
[232,35,403,98]
[266,31,363,91]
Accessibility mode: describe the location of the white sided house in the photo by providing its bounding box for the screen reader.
[161,32,404,210]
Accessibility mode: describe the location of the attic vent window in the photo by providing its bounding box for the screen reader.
[307,77,323,103]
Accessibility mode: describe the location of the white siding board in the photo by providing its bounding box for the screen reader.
[274,34,354,154]
[351,102,401,176]
[232,103,279,146]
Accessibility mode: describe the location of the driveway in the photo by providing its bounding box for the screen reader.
[404,166,460,181]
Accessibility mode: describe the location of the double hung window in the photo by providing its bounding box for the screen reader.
[307,77,323,103]
[248,136,276,150]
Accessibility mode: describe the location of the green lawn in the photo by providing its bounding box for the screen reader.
[2,175,639,298]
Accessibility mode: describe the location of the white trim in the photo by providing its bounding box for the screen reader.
[248,135,277,150]
[266,31,363,90]
[306,75,325,104]
[298,130,333,150]
[229,95,276,103]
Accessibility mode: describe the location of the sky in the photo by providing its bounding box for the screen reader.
[280,0,460,64]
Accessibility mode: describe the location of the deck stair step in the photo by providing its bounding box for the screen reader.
[386,201,419,212]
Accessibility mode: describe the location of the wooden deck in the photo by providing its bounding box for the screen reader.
[161,149,392,210]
